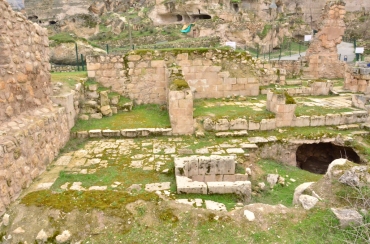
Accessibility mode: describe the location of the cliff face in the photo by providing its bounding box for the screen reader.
[5,0,23,10]
[23,0,94,23]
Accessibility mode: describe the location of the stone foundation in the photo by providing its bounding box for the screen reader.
[0,0,71,214]
[0,106,70,214]
[175,156,251,198]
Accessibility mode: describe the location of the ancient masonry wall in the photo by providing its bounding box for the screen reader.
[303,0,346,79]
[344,62,370,94]
[0,0,70,214]
[86,50,281,105]
[0,0,52,122]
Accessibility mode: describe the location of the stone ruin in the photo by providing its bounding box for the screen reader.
[303,0,346,79]
[344,61,370,93]
[0,0,70,214]
[175,156,251,199]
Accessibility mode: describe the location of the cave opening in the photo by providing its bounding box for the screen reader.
[232,3,239,12]
[191,14,211,20]
[176,14,183,21]
[49,20,57,25]
[296,143,360,174]
[28,15,38,21]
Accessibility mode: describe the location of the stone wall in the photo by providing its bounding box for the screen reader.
[0,0,51,123]
[270,60,303,79]
[86,49,283,104]
[0,0,70,214]
[175,156,251,196]
[87,54,167,104]
[344,62,370,93]
[168,89,194,135]
[303,0,346,79]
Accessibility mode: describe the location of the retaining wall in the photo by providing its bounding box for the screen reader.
[0,0,70,214]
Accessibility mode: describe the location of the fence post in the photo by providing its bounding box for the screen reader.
[268,45,271,60]
[75,43,79,71]
[289,42,292,57]
[257,46,259,58]
[106,44,109,54]
[299,42,301,55]
[81,54,84,71]
[279,47,282,60]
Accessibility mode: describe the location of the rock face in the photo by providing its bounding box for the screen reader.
[331,208,363,228]
[50,41,106,65]
[303,0,346,79]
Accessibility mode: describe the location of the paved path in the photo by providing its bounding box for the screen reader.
[271,42,355,62]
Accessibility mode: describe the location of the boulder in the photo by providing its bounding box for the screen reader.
[56,230,71,243]
[243,210,255,221]
[339,166,370,187]
[293,182,315,205]
[267,174,279,188]
[298,194,318,210]
[50,41,106,65]
[100,91,110,107]
[331,208,363,228]
[36,229,48,242]
[100,105,112,116]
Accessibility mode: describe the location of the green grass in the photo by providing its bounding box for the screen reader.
[295,106,356,117]
[50,71,87,89]
[71,104,170,132]
[49,32,76,45]
[251,159,322,206]
[193,98,275,122]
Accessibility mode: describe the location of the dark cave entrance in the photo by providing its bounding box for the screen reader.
[191,14,211,20]
[232,3,239,12]
[296,143,360,174]
[176,15,183,21]
[28,15,38,21]
[49,20,57,25]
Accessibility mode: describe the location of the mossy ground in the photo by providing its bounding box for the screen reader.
[71,104,170,132]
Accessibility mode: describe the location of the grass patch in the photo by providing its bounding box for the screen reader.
[50,71,87,89]
[251,159,322,206]
[49,32,76,45]
[71,104,170,132]
[193,98,275,122]
[295,106,356,117]
[21,190,159,213]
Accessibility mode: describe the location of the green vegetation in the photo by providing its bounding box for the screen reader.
[295,106,356,117]
[71,104,170,132]
[49,32,76,44]
[285,92,296,104]
[258,24,272,39]
[21,189,159,213]
[170,79,190,90]
[193,97,275,122]
[50,71,87,89]
[251,159,322,206]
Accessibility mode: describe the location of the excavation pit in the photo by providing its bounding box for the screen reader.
[296,143,360,174]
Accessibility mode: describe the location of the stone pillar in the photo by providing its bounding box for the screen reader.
[168,89,194,135]
[303,0,346,79]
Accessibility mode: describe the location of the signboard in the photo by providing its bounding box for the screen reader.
[225,42,236,50]
[355,47,364,54]
[304,35,312,42]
